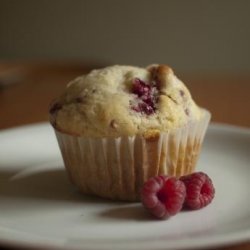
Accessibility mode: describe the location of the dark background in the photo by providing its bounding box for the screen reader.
[1,0,250,73]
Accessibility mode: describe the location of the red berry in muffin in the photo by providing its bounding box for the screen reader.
[131,78,159,115]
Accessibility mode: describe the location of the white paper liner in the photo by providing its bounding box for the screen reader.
[54,110,211,201]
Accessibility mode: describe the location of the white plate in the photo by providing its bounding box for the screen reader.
[0,123,250,250]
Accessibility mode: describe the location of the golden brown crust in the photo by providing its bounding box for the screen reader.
[155,65,174,80]
[143,129,160,141]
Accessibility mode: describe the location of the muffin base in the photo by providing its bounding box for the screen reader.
[54,110,210,201]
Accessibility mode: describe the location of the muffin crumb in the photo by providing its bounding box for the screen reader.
[50,64,203,137]
[110,119,118,129]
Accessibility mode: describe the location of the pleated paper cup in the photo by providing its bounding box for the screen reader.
[53,110,211,201]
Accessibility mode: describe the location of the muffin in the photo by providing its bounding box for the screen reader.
[49,64,210,201]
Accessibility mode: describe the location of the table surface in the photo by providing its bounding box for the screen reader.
[0,62,250,250]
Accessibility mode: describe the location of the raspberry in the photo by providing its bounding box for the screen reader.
[141,176,186,219]
[180,172,215,210]
[131,78,158,115]
[132,78,151,97]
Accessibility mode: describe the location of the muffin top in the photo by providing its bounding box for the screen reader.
[50,64,203,137]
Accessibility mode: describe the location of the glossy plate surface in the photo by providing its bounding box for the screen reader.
[0,123,250,249]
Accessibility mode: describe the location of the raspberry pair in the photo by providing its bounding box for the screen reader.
[141,172,215,219]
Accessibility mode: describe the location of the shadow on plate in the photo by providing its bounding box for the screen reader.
[0,166,79,201]
[0,164,153,222]
[0,165,120,205]
[99,205,152,221]
[0,165,155,222]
